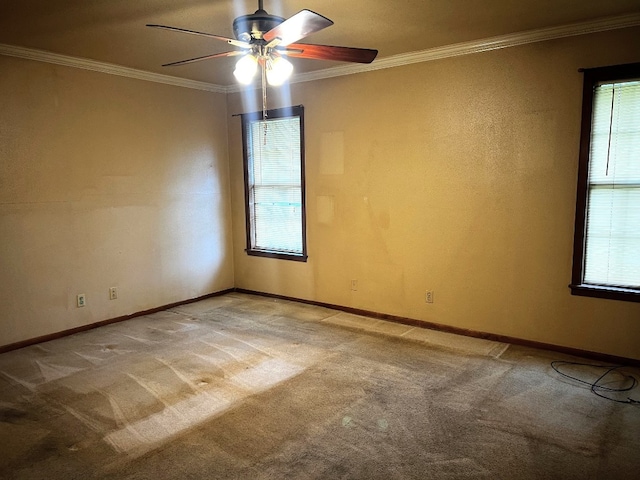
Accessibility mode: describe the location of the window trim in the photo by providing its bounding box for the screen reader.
[240,105,308,262]
[570,62,640,303]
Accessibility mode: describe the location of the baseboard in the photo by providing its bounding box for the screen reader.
[3,287,638,367]
[234,288,640,367]
[0,288,235,354]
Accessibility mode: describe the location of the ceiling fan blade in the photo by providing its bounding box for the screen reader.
[284,43,378,64]
[263,10,333,46]
[162,50,243,67]
[146,24,250,49]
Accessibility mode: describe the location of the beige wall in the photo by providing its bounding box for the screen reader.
[0,56,234,346]
[2,26,638,360]
[228,27,640,360]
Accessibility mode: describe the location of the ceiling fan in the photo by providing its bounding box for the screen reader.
[147,0,378,87]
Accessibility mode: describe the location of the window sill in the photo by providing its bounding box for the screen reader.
[246,249,308,262]
[569,284,640,303]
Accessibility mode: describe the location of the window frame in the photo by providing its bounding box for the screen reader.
[570,62,640,303]
[241,105,308,262]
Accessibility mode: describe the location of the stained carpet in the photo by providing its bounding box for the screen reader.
[0,293,638,479]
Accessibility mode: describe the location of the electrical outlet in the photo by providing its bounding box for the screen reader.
[351,279,358,291]
[425,290,434,304]
[109,287,118,300]
[77,294,86,308]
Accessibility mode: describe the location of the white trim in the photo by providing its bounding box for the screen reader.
[291,12,640,85]
[2,12,639,93]
[0,44,226,93]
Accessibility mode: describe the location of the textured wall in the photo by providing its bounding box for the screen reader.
[0,56,234,346]
[227,27,640,360]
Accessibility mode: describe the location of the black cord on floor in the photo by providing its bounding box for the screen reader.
[551,360,640,405]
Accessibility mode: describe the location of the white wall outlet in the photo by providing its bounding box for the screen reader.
[351,279,358,291]
[77,294,86,308]
[425,290,434,304]
[109,287,118,300]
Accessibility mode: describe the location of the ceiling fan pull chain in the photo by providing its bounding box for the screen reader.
[261,59,268,145]
[262,62,268,123]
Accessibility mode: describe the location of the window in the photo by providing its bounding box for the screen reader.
[570,62,640,302]
[241,105,307,261]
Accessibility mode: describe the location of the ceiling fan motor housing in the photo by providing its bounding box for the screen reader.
[233,9,285,42]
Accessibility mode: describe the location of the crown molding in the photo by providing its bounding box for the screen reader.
[3,12,640,94]
[291,12,640,85]
[0,43,226,93]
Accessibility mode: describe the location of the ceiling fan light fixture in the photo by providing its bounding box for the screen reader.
[265,55,294,86]
[149,0,378,91]
[233,53,258,84]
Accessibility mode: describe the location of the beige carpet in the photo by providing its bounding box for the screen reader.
[0,292,638,479]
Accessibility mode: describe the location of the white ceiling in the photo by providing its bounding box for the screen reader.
[1,0,639,87]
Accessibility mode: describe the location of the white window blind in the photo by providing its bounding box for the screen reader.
[247,115,303,255]
[583,80,640,288]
